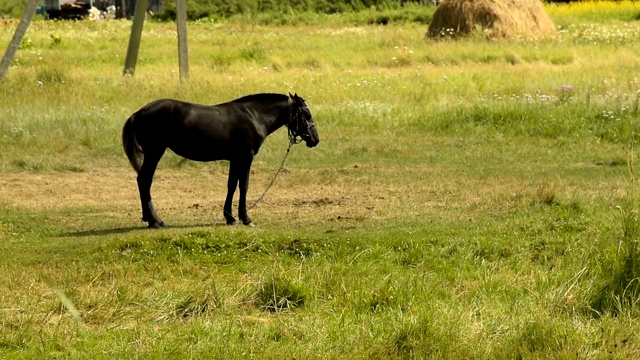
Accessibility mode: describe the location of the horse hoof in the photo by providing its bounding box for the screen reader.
[244,222,256,227]
[148,221,165,229]
[226,220,237,226]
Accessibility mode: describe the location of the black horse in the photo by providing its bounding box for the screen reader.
[122,93,319,228]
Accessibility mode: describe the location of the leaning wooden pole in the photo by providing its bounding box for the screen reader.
[123,0,149,76]
[0,0,40,82]
[176,0,189,81]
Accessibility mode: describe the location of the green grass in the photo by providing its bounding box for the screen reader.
[2,4,640,358]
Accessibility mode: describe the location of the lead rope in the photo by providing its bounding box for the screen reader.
[247,123,302,210]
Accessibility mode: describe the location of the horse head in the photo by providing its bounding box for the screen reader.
[288,93,319,148]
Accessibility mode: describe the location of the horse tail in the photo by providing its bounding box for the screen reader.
[122,114,143,173]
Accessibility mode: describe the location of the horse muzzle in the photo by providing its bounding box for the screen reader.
[302,132,319,148]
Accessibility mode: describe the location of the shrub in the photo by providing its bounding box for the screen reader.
[36,68,66,84]
[255,275,308,312]
[151,0,428,21]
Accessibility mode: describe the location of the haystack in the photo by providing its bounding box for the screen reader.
[427,0,556,39]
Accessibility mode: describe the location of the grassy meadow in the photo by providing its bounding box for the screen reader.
[2,2,640,358]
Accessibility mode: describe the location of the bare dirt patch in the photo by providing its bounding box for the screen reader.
[1,164,611,229]
[0,168,426,227]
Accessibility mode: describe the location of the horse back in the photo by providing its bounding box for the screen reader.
[133,99,265,161]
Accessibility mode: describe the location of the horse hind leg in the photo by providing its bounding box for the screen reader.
[137,148,166,228]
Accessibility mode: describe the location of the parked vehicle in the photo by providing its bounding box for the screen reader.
[45,0,93,20]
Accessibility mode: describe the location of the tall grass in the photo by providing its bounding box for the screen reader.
[590,148,640,316]
[1,13,639,171]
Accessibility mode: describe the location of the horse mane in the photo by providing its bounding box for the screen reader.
[232,93,289,103]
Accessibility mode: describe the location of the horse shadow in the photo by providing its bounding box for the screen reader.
[58,222,228,238]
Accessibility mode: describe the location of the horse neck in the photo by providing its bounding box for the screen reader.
[262,102,291,135]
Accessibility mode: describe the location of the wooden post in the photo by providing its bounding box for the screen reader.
[0,0,41,82]
[176,0,189,81]
[123,0,149,76]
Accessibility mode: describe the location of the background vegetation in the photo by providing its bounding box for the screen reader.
[2,0,417,21]
[1,1,640,358]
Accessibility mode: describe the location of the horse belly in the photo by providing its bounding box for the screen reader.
[143,102,250,162]
[169,138,231,162]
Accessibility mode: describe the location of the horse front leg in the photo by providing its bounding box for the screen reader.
[237,158,254,226]
[224,161,239,225]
